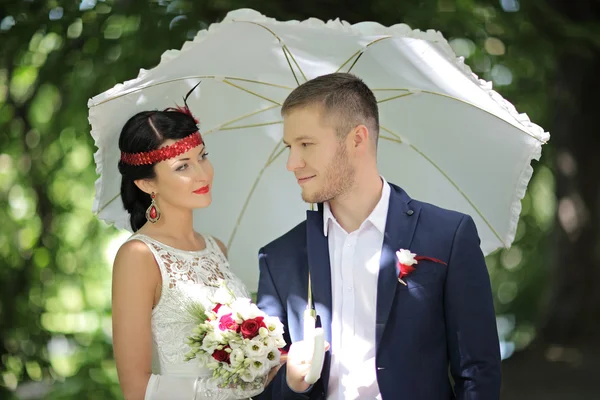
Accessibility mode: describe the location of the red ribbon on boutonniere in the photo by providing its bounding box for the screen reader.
[396,249,447,286]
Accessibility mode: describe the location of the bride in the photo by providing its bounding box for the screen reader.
[111,101,282,400]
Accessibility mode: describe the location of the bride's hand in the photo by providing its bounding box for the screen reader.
[265,353,288,387]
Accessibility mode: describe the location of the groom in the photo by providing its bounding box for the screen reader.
[256,73,501,400]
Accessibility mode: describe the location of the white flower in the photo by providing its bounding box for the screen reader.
[206,320,227,341]
[229,348,246,368]
[206,311,218,321]
[215,305,233,318]
[212,281,236,305]
[248,358,270,377]
[260,333,285,350]
[244,338,269,358]
[228,339,245,350]
[264,316,284,337]
[258,327,269,338]
[201,331,222,354]
[261,336,279,351]
[228,298,251,323]
[396,249,418,266]
[230,298,262,322]
[239,368,257,383]
[265,349,280,368]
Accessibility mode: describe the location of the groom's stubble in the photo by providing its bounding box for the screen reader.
[302,139,355,204]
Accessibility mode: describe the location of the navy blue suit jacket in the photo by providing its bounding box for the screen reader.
[255,183,501,399]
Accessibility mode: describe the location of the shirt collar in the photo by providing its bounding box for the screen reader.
[323,176,390,236]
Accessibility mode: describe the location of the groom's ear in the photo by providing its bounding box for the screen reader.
[351,124,371,152]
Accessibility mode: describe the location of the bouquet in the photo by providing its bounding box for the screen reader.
[184,281,286,396]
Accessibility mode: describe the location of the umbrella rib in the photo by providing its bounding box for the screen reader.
[282,46,301,86]
[346,52,364,74]
[377,92,414,103]
[89,76,290,107]
[372,88,412,91]
[266,144,288,167]
[285,46,308,82]
[222,79,281,105]
[378,134,402,144]
[375,88,546,143]
[220,121,282,130]
[226,77,294,89]
[226,140,285,249]
[202,105,281,135]
[336,49,362,73]
[346,36,393,74]
[379,125,403,142]
[95,192,121,216]
[379,131,505,246]
[236,21,307,84]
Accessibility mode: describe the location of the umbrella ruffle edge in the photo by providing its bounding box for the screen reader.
[87,104,132,232]
[502,140,543,254]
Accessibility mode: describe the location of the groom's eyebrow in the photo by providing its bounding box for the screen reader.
[283,136,313,145]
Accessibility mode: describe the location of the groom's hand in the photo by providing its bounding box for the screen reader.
[286,340,330,393]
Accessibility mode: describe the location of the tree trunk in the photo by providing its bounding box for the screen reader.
[540,0,600,348]
[500,1,600,398]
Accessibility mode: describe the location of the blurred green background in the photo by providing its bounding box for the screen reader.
[1,0,598,399]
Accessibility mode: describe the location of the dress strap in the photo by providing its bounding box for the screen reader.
[125,234,170,291]
[204,235,227,258]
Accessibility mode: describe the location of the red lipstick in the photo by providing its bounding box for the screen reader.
[194,185,210,194]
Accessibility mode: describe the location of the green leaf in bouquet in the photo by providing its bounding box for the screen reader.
[183,300,208,324]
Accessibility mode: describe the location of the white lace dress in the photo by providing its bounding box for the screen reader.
[126,233,250,400]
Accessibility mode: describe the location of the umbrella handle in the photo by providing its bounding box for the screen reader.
[303,309,325,385]
[304,328,325,384]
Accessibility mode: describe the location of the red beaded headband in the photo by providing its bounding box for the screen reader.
[120,131,203,166]
[120,82,203,166]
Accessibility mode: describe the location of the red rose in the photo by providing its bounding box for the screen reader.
[218,313,239,332]
[212,346,231,364]
[240,316,266,339]
[212,304,222,313]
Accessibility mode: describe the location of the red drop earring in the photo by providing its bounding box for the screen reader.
[146,192,161,223]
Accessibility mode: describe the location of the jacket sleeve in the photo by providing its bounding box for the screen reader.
[444,215,502,400]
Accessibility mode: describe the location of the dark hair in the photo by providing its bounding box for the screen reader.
[117,110,198,231]
[281,72,379,144]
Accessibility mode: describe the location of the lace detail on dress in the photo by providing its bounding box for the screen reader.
[146,237,235,289]
[127,233,250,376]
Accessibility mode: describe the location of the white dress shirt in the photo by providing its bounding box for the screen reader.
[324,177,390,400]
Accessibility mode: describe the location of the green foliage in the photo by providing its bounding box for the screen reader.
[0,0,590,398]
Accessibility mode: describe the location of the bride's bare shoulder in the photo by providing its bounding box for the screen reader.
[113,238,156,271]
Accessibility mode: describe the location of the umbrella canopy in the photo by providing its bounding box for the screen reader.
[88,8,549,291]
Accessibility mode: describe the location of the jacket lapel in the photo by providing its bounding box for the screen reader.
[375,184,420,352]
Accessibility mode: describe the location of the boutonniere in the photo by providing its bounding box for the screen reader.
[396,249,447,286]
